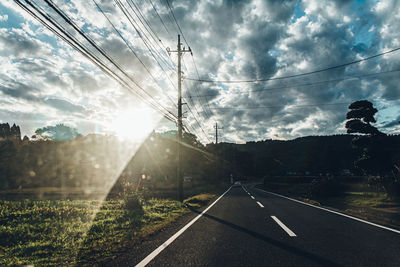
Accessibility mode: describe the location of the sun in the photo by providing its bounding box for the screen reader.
[109,108,157,142]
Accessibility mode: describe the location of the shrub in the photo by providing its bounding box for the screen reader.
[124,194,142,212]
[381,175,400,199]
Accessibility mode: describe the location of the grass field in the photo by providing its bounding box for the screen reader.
[0,193,216,266]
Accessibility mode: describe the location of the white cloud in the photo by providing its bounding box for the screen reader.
[0,14,8,22]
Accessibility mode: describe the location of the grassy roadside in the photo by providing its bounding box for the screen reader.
[0,189,220,266]
[259,181,400,229]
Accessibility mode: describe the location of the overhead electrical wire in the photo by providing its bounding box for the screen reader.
[16,0,177,122]
[185,47,400,83]
[115,0,174,73]
[147,0,172,39]
[189,69,400,98]
[164,0,214,117]
[210,102,350,110]
[43,0,174,116]
[162,0,213,141]
[127,0,170,60]
[162,1,214,120]
[209,98,400,110]
[113,0,179,106]
[181,57,211,119]
[126,0,211,142]
[92,0,177,108]
[123,0,175,71]
[183,57,213,118]
[164,0,187,45]
[180,60,211,141]
[183,102,212,143]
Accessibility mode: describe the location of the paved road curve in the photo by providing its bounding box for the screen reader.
[134,184,400,266]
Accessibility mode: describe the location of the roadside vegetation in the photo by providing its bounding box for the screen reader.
[0,188,219,266]
[260,176,400,229]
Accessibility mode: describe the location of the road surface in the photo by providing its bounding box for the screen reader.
[124,184,400,266]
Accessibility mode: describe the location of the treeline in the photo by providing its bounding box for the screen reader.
[212,134,400,179]
[1,126,399,194]
[0,131,218,192]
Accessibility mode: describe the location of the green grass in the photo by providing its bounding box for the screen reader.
[340,191,398,208]
[184,193,216,208]
[0,198,190,266]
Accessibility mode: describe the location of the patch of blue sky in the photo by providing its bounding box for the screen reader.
[0,3,61,49]
[376,102,400,130]
[350,0,378,52]
[217,83,229,92]
[0,3,24,28]
[223,51,234,61]
[291,0,305,23]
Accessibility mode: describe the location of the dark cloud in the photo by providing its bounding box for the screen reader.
[43,98,87,114]
[0,75,39,101]
[0,28,44,57]
[383,116,400,128]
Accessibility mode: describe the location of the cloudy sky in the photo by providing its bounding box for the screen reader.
[0,0,399,143]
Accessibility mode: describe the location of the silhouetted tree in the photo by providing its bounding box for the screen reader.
[345,100,381,135]
[345,100,385,173]
[345,100,399,197]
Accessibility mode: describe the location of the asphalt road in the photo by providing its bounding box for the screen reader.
[129,184,400,267]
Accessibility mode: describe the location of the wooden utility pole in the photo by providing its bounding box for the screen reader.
[214,122,223,144]
[167,35,191,201]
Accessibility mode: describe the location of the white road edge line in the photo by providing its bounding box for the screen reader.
[256,201,264,208]
[271,216,297,237]
[251,196,255,200]
[135,186,232,267]
[256,187,400,235]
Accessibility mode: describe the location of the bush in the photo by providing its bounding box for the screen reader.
[367,175,400,199]
[124,194,142,211]
[308,177,345,198]
[381,176,400,199]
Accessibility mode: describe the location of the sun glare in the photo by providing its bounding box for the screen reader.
[109,108,156,142]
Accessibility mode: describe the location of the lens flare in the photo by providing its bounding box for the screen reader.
[109,108,156,142]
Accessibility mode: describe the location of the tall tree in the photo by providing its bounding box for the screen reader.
[345,100,382,135]
[345,100,399,196]
[345,100,385,174]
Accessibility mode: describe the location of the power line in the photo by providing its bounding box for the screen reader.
[209,98,400,110]
[185,47,400,83]
[124,0,175,70]
[43,0,174,116]
[209,102,349,110]
[92,0,177,108]
[184,100,212,143]
[17,0,177,122]
[114,0,178,96]
[189,69,400,98]
[165,0,189,46]
[163,0,214,121]
[182,57,211,119]
[188,53,213,117]
[147,0,172,39]
[116,0,174,72]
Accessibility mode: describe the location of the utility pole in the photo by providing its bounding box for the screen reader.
[214,122,223,144]
[214,122,223,181]
[167,34,191,201]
